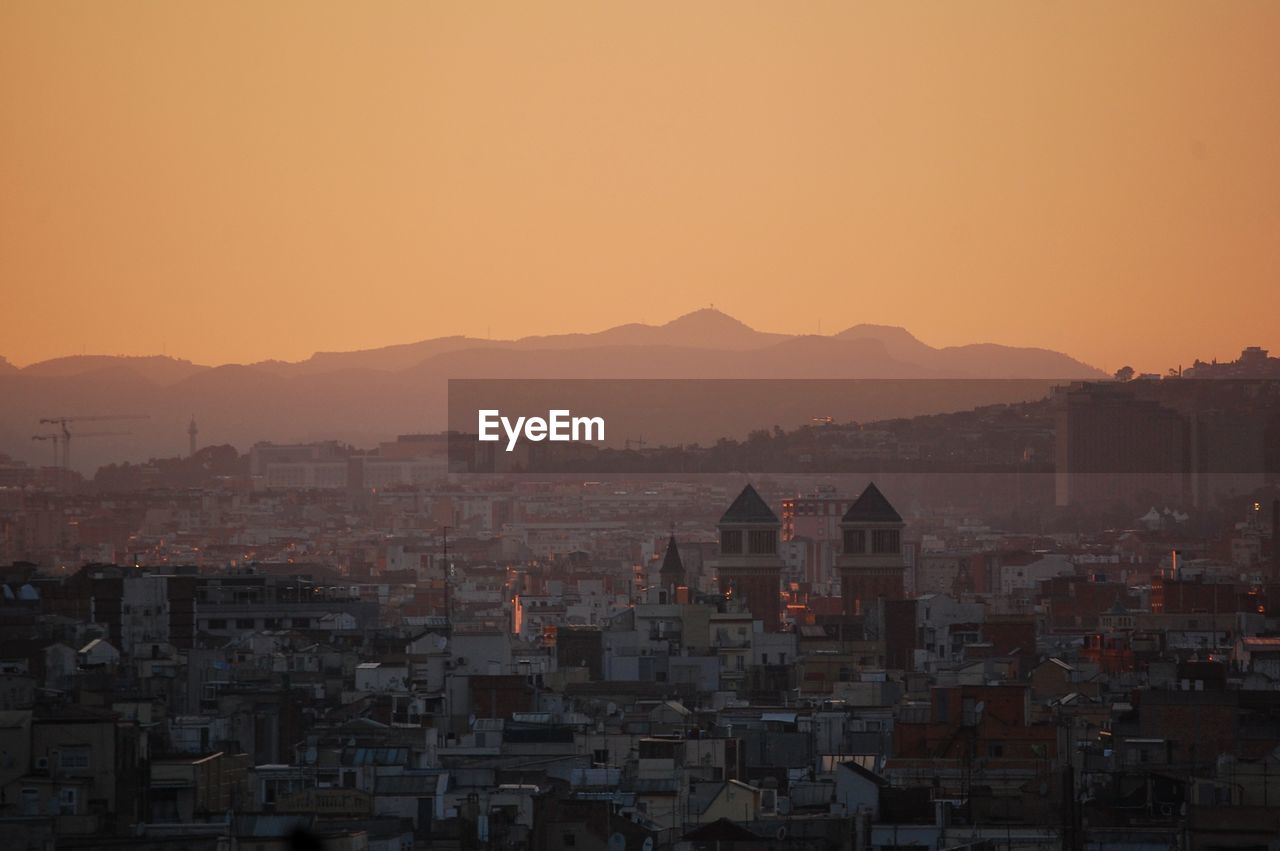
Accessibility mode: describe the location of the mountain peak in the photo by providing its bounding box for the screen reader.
[664,307,754,331]
[835,323,924,345]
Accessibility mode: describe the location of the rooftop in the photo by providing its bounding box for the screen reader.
[842,482,903,524]
[720,483,779,525]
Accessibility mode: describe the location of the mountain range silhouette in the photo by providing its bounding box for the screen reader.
[0,309,1104,471]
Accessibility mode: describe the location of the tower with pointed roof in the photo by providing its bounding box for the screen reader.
[837,482,906,616]
[657,534,686,604]
[713,483,784,631]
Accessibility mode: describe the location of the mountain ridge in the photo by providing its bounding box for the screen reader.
[5,308,1104,377]
[0,309,1108,470]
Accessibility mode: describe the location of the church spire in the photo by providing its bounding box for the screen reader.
[660,534,685,582]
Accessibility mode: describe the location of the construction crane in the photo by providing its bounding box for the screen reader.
[38,415,149,469]
[31,433,61,467]
[625,437,647,450]
[32,430,135,469]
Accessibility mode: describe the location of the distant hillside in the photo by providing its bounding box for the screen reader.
[0,309,1106,471]
[19,355,208,385]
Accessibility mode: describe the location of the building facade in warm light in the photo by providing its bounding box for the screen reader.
[781,491,852,592]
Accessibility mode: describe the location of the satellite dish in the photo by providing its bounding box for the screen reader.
[642,839,654,851]
[608,833,626,851]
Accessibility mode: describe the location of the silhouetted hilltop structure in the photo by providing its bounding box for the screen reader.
[1184,347,1280,379]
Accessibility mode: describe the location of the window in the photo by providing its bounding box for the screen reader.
[236,618,255,629]
[59,747,90,770]
[562,833,577,847]
[843,529,866,554]
[988,743,1004,758]
[207,619,227,630]
[58,787,77,814]
[748,530,777,555]
[871,529,900,554]
[720,530,742,554]
[761,653,769,665]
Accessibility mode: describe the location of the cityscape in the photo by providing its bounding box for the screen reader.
[4,3,1280,850]
[2,343,1280,850]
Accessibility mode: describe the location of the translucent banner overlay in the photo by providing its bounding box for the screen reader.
[446,378,1280,477]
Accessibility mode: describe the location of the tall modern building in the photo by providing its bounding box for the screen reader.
[781,490,853,590]
[837,482,907,616]
[713,484,784,632]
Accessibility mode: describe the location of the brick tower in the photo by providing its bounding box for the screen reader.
[713,484,784,632]
[837,482,906,616]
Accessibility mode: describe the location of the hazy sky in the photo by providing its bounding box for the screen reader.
[3,2,1278,374]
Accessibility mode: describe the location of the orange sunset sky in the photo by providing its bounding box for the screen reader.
[2,2,1278,374]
